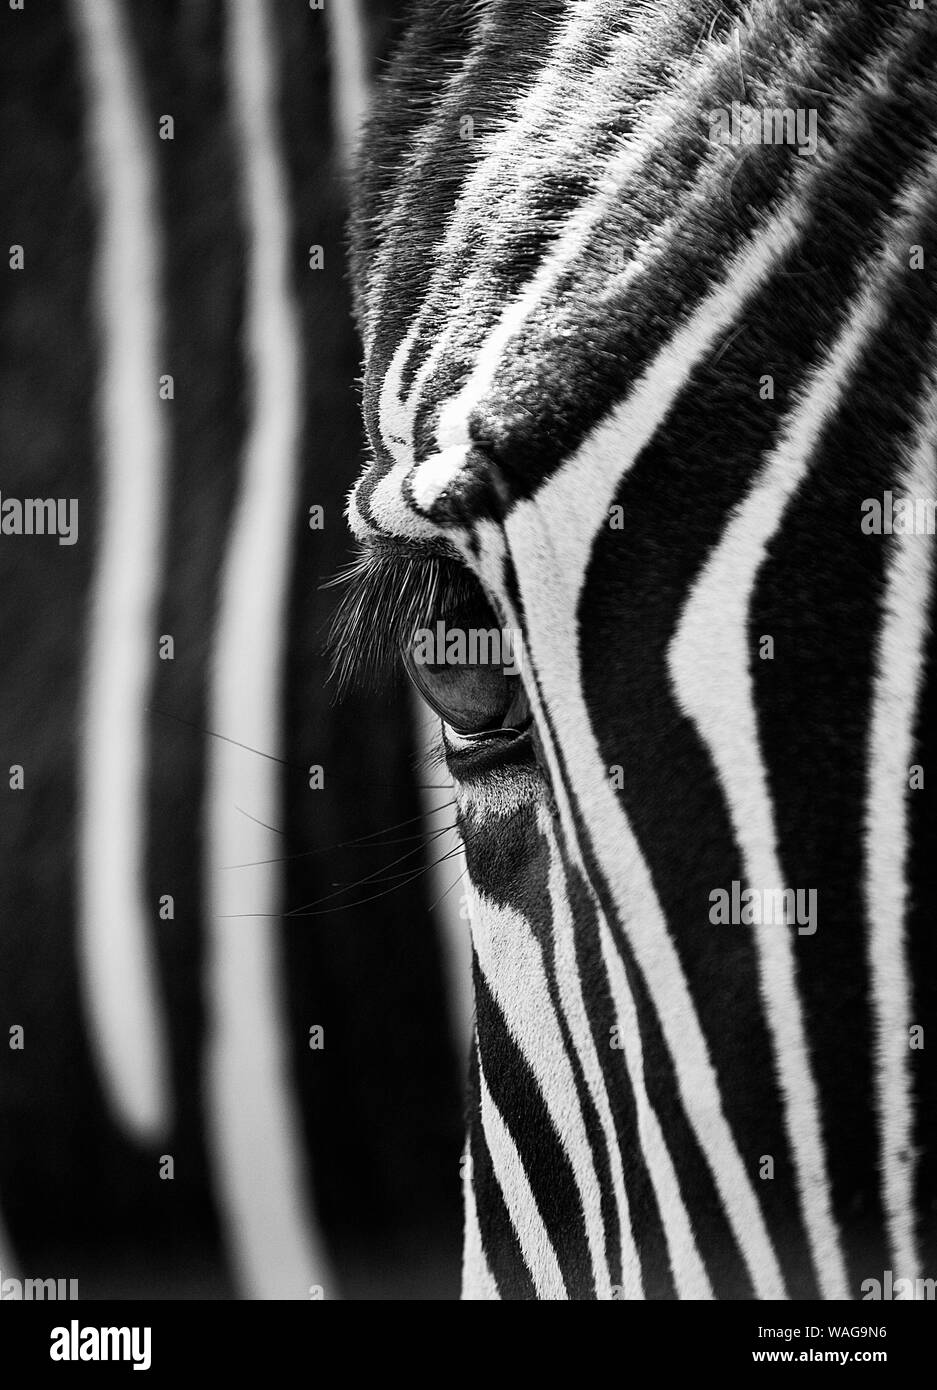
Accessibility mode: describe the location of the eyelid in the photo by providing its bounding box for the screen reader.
[443,724,520,747]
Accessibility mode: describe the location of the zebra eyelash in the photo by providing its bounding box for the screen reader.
[326,541,481,696]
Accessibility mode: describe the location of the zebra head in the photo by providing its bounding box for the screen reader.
[338,1,937,1299]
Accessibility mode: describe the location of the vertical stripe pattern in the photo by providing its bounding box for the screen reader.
[346,0,937,1298]
[201,0,332,1299]
[71,0,171,1141]
[0,0,464,1301]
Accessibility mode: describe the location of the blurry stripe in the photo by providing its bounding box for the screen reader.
[203,0,333,1299]
[324,0,369,173]
[411,694,473,1061]
[0,1208,16,1277]
[865,356,937,1284]
[71,0,171,1141]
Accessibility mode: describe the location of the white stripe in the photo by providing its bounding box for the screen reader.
[202,0,333,1300]
[541,810,644,1297]
[597,921,714,1299]
[485,203,813,1298]
[361,1,508,350]
[411,696,473,1061]
[375,0,639,445]
[351,1,924,1302]
[364,69,661,537]
[353,327,446,546]
[417,1,832,484]
[669,307,885,1299]
[462,1146,501,1300]
[471,885,614,1297]
[670,162,937,1300]
[477,1053,568,1299]
[350,324,442,543]
[864,362,937,1284]
[324,0,369,173]
[464,598,713,1300]
[71,0,171,1140]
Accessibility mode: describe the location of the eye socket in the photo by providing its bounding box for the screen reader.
[403,626,531,737]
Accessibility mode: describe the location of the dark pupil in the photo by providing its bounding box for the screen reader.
[402,583,526,735]
[406,656,519,735]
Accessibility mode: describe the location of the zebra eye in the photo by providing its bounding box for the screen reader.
[403,629,530,737]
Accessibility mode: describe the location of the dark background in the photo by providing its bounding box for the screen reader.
[0,0,465,1299]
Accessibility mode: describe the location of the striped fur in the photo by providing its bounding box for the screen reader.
[0,0,463,1299]
[347,0,937,1297]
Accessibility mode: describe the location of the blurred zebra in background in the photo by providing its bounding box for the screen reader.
[0,0,467,1299]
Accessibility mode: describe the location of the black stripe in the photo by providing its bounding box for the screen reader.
[461,807,625,1289]
[753,187,937,1291]
[508,640,758,1297]
[466,1042,537,1300]
[474,955,595,1296]
[565,861,678,1299]
[404,2,902,493]
[126,0,248,1280]
[356,0,569,483]
[578,29,937,1293]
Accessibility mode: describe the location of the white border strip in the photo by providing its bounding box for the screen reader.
[324,0,369,174]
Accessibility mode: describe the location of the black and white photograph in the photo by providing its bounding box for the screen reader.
[1,0,935,1354]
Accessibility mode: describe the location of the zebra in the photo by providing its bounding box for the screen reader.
[337,0,937,1298]
[0,0,465,1300]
